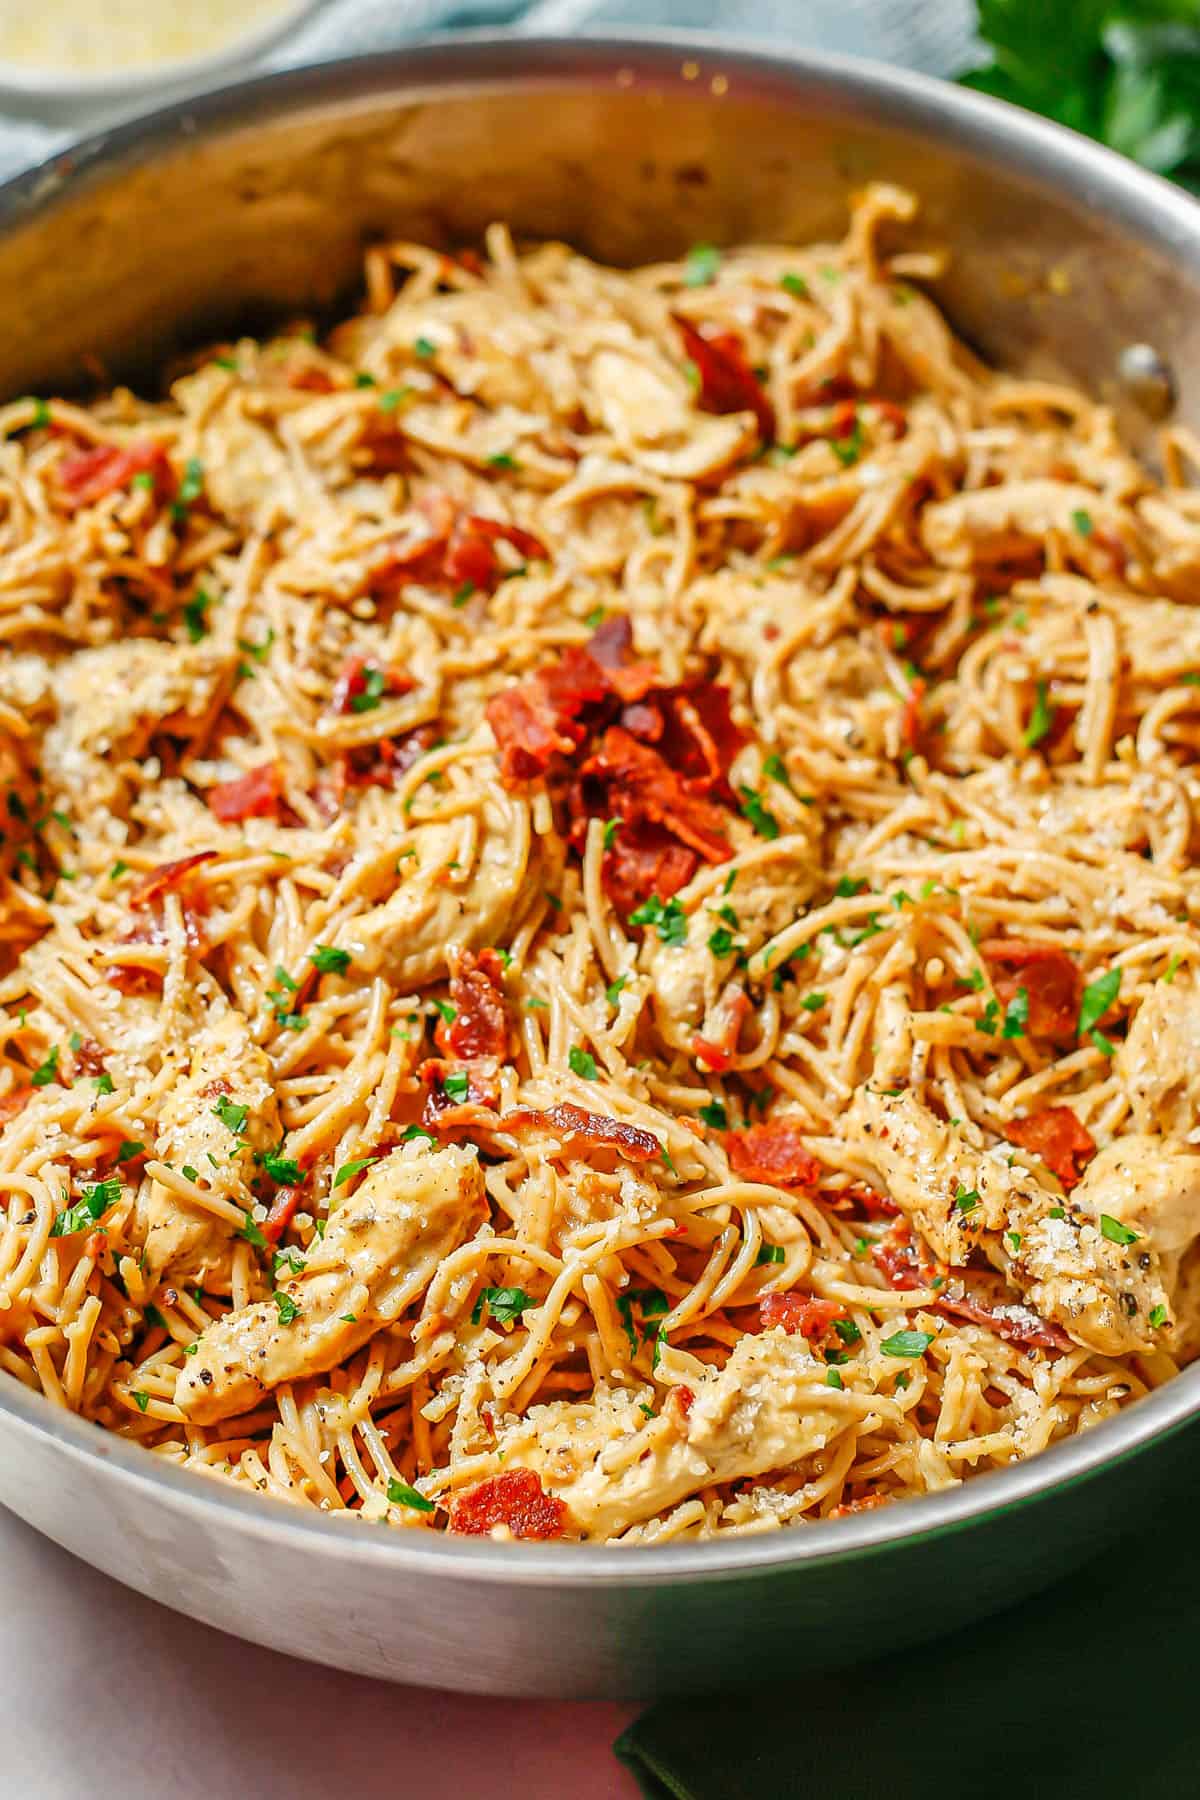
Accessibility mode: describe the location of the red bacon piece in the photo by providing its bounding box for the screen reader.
[448,1468,569,1540]
[500,1100,660,1164]
[981,939,1081,1042]
[672,314,775,442]
[437,949,510,1060]
[206,762,283,823]
[0,1088,31,1126]
[262,1186,305,1246]
[58,440,172,509]
[933,1290,1071,1353]
[462,514,547,564]
[583,728,732,864]
[335,727,436,797]
[1005,1105,1097,1191]
[586,615,659,703]
[374,501,547,597]
[600,822,697,916]
[901,675,926,751]
[129,851,218,910]
[724,1124,822,1190]
[486,646,610,784]
[693,987,752,1073]
[829,1493,892,1519]
[329,655,414,716]
[873,1222,943,1292]
[420,1060,501,1131]
[759,1293,844,1341]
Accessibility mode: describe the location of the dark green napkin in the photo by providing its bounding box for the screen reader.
[616,1435,1199,1799]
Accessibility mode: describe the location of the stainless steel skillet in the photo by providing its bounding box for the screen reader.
[0,32,1197,1699]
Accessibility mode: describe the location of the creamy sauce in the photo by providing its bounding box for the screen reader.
[0,0,295,75]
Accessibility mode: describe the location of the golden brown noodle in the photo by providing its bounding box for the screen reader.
[1,183,1198,1544]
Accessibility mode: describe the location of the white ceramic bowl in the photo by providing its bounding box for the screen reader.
[0,0,323,105]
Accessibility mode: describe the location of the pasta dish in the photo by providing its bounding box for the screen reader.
[1,184,1198,1543]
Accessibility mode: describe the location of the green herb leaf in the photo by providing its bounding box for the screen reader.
[880,1329,933,1359]
[272,1291,301,1325]
[1150,1302,1169,1329]
[826,1366,844,1389]
[402,1124,435,1145]
[627,894,688,945]
[1022,680,1056,748]
[1071,507,1094,536]
[131,1390,150,1413]
[605,976,627,1008]
[1100,1213,1139,1247]
[117,1140,144,1163]
[414,336,437,359]
[699,1098,728,1130]
[310,944,351,975]
[955,1186,981,1214]
[441,1070,470,1103]
[568,1045,598,1081]
[780,272,809,298]
[683,242,722,287]
[433,998,457,1025]
[738,784,780,840]
[756,1243,786,1265]
[833,1318,862,1345]
[333,1156,379,1187]
[212,1095,249,1135]
[387,1477,435,1512]
[471,1285,535,1326]
[602,817,620,850]
[1078,966,1121,1039]
[237,1211,268,1249]
[800,992,827,1013]
[260,1149,303,1186]
[1001,986,1029,1039]
[31,1045,60,1088]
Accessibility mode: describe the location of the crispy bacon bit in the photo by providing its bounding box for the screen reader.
[670,1384,695,1421]
[759,1293,844,1340]
[129,851,218,910]
[693,987,752,1073]
[420,1059,501,1130]
[601,824,697,917]
[262,1186,304,1246]
[57,440,172,509]
[671,314,775,442]
[486,646,609,783]
[285,364,337,393]
[329,654,414,716]
[206,762,283,823]
[500,1100,660,1163]
[933,1290,1071,1353]
[449,1467,569,1540]
[374,499,547,597]
[583,728,732,863]
[724,1124,822,1190]
[68,1038,107,1079]
[586,615,659,703]
[0,1088,31,1126]
[981,939,1081,1041]
[829,1493,892,1519]
[335,726,436,797]
[901,675,926,751]
[1005,1106,1097,1191]
[437,950,509,1060]
[873,1222,942,1292]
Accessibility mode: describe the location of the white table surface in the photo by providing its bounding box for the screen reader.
[0,1505,640,1798]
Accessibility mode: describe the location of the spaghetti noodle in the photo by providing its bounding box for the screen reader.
[1,184,1198,1542]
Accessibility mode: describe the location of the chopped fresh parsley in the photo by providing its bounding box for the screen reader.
[31,1045,60,1088]
[955,1187,981,1214]
[1078,967,1121,1040]
[738,784,780,840]
[349,665,388,713]
[834,876,866,899]
[414,336,436,359]
[1001,986,1029,1040]
[707,925,736,959]
[471,1286,535,1326]
[131,1390,150,1413]
[402,1124,435,1145]
[181,1166,199,1183]
[378,387,412,413]
[1071,507,1094,537]
[800,992,827,1013]
[756,1243,786,1266]
[387,1477,435,1512]
[50,1178,121,1237]
[1022,680,1056,748]
[880,1329,933,1358]
[833,1319,862,1345]
[826,1367,844,1389]
[259,1149,303,1186]
[683,242,721,287]
[238,1211,268,1249]
[172,457,204,519]
[762,752,791,789]
[1006,1230,1022,1256]
[441,1070,470,1103]
[699,1098,728,1131]
[212,1095,249,1136]
[605,976,627,1008]
[117,1140,144,1163]
[272,1291,301,1325]
[487,452,519,471]
[310,944,351,975]
[780,272,809,298]
[603,817,620,850]
[1164,952,1183,984]
[1150,1303,1169,1329]
[433,998,457,1025]
[182,587,212,642]
[628,894,688,945]
[333,1156,379,1188]
[568,1045,599,1081]
[1100,1213,1139,1247]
